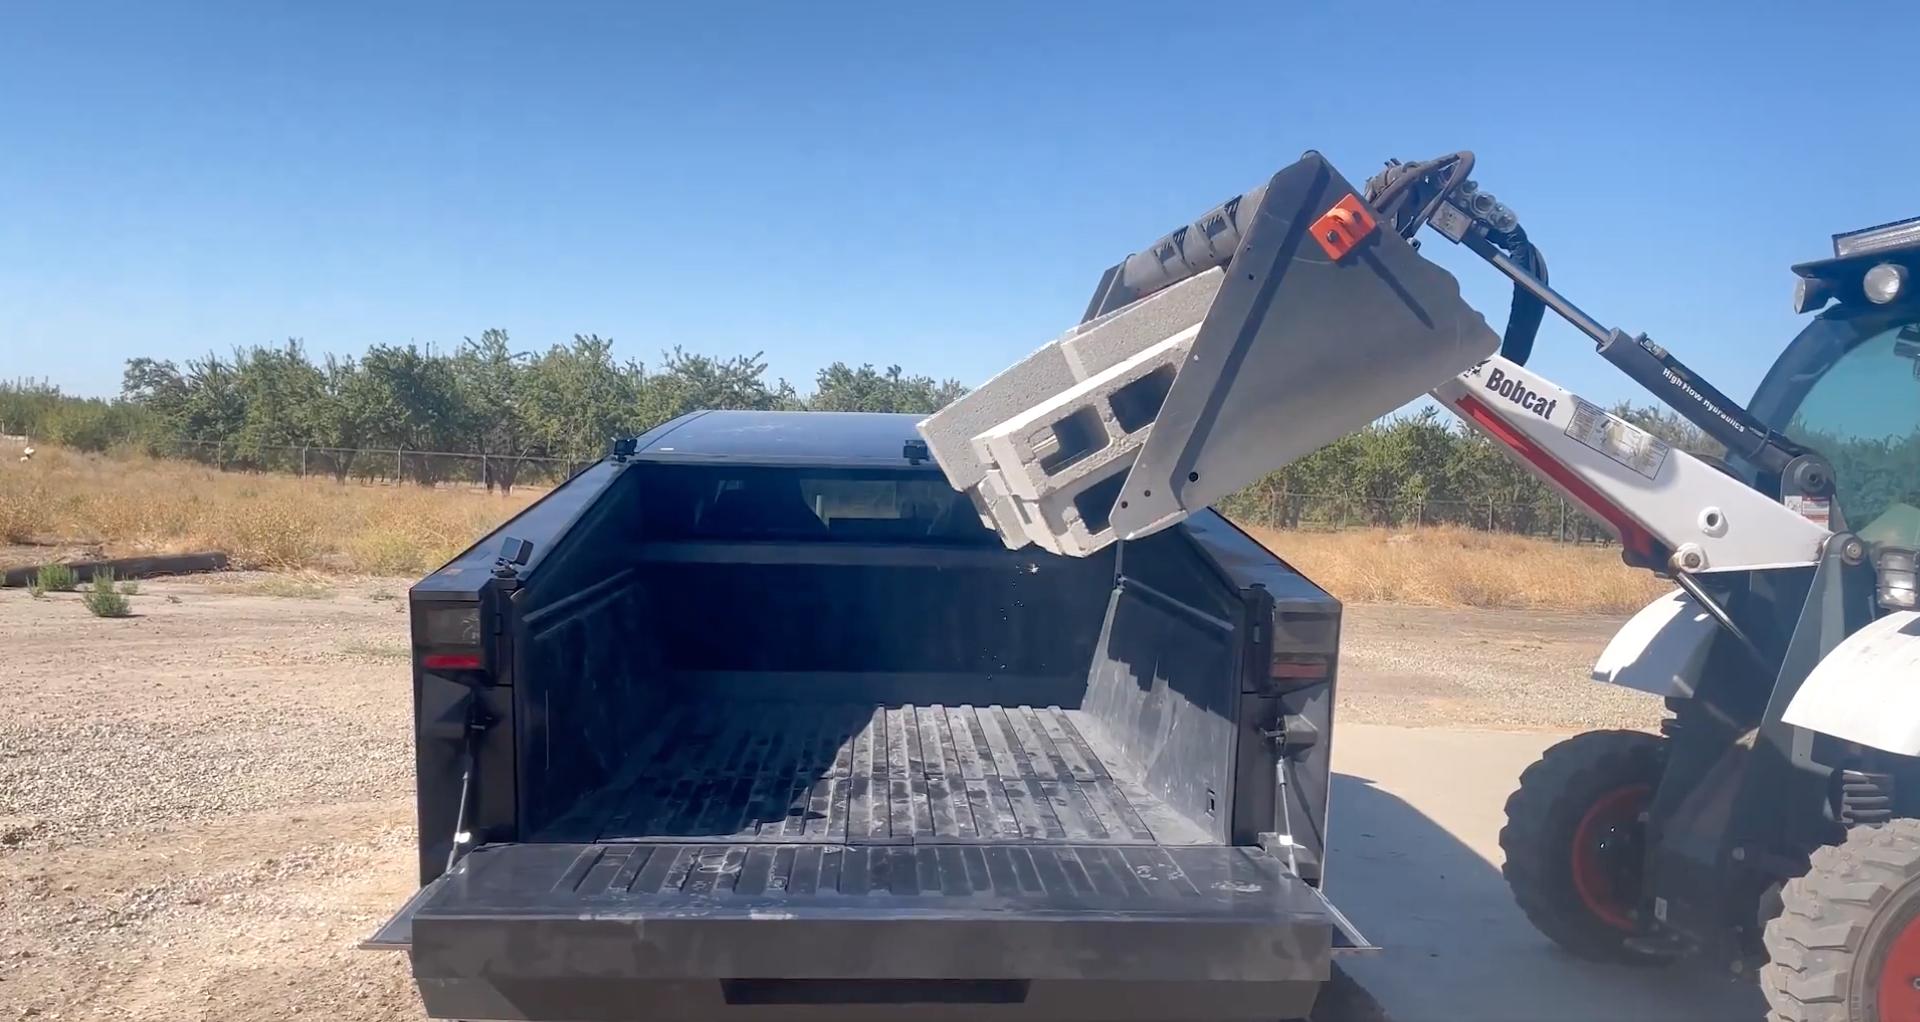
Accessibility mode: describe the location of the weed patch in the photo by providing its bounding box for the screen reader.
[27,562,77,597]
[83,567,133,618]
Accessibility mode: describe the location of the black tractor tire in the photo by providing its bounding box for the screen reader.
[1763,818,1920,1022]
[1498,728,1675,966]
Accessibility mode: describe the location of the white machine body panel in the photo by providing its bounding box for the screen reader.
[1591,589,1718,698]
[1782,611,1920,756]
[1431,356,1829,573]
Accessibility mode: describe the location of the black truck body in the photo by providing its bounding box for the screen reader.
[366,409,1367,1022]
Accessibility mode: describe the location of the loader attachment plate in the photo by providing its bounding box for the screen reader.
[1107,152,1500,539]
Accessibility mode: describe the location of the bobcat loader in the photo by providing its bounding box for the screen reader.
[915,150,1920,1022]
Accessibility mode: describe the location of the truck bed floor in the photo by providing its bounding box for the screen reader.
[538,702,1215,846]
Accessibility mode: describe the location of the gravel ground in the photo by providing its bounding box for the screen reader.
[1334,603,1669,732]
[0,573,1658,1022]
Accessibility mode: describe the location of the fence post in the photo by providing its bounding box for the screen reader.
[1487,499,1495,531]
[1559,499,1567,544]
[397,448,404,483]
[300,446,308,477]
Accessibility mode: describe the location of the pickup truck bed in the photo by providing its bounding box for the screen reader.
[536,701,1213,846]
[378,414,1362,1022]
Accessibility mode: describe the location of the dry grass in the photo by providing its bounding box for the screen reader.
[201,573,341,600]
[3,447,1669,613]
[0,446,539,576]
[1246,524,1671,614]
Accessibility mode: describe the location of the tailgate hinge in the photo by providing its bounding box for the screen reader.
[1261,715,1320,758]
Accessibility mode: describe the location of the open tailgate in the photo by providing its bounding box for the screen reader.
[366,840,1367,1020]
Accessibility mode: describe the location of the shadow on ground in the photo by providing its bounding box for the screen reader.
[1325,730,1770,1022]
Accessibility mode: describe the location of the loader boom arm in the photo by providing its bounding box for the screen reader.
[1428,353,1828,574]
[916,150,1836,574]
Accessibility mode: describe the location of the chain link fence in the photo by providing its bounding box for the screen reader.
[1214,490,1618,545]
[151,440,595,494]
[138,440,1619,544]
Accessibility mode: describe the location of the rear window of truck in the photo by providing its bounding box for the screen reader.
[638,465,1003,545]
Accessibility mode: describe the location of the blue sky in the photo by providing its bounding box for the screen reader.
[3,0,1915,416]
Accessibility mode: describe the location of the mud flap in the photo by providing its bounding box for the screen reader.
[921,152,1500,556]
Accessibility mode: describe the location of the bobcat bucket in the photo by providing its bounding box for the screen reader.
[917,151,1502,556]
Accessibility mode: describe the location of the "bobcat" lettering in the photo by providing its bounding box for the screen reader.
[1482,367,1558,420]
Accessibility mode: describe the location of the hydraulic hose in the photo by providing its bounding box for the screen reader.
[1364,152,1548,366]
[1491,224,1548,366]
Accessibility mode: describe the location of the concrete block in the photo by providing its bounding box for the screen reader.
[968,327,1198,558]
[971,466,1060,554]
[964,469,1037,552]
[1056,266,1223,379]
[915,268,1223,495]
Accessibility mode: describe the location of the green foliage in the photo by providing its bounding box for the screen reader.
[29,327,1911,537]
[1,379,151,452]
[84,336,981,492]
[809,363,969,414]
[31,563,78,595]
[83,568,133,618]
[1787,420,1920,533]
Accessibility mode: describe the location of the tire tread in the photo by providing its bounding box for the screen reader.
[1762,818,1920,1022]
[1498,728,1670,965]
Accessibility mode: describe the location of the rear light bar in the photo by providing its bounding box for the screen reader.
[417,603,486,673]
[421,653,483,671]
[1271,656,1330,681]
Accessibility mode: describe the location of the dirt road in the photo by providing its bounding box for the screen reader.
[0,576,1662,1021]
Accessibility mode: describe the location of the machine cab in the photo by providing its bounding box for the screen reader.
[1754,215,1920,598]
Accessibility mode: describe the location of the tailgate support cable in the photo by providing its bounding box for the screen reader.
[446,692,498,873]
[1259,723,1310,879]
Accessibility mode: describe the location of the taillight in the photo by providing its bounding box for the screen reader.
[1271,655,1329,683]
[421,604,481,645]
[422,653,483,671]
[417,603,485,673]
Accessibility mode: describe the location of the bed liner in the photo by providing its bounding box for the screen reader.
[535,700,1217,847]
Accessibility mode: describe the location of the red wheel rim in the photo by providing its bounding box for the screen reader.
[1878,911,1920,1022]
[1570,783,1651,932]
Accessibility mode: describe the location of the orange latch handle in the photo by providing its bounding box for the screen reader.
[1311,194,1379,261]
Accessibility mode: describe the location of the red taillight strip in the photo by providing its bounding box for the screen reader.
[421,653,482,670]
[1454,394,1660,562]
[1271,659,1330,680]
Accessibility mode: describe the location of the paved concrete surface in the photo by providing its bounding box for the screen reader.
[1325,723,1769,1022]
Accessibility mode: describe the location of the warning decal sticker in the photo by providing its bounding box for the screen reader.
[1564,399,1671,480]
[1783,495,1832,531]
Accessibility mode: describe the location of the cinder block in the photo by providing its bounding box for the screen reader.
[968,327,1197,558]
[1056,266,1223,378]
[964,469,1037,552]
[915,268,1223,495]
[967,466,1058,554]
